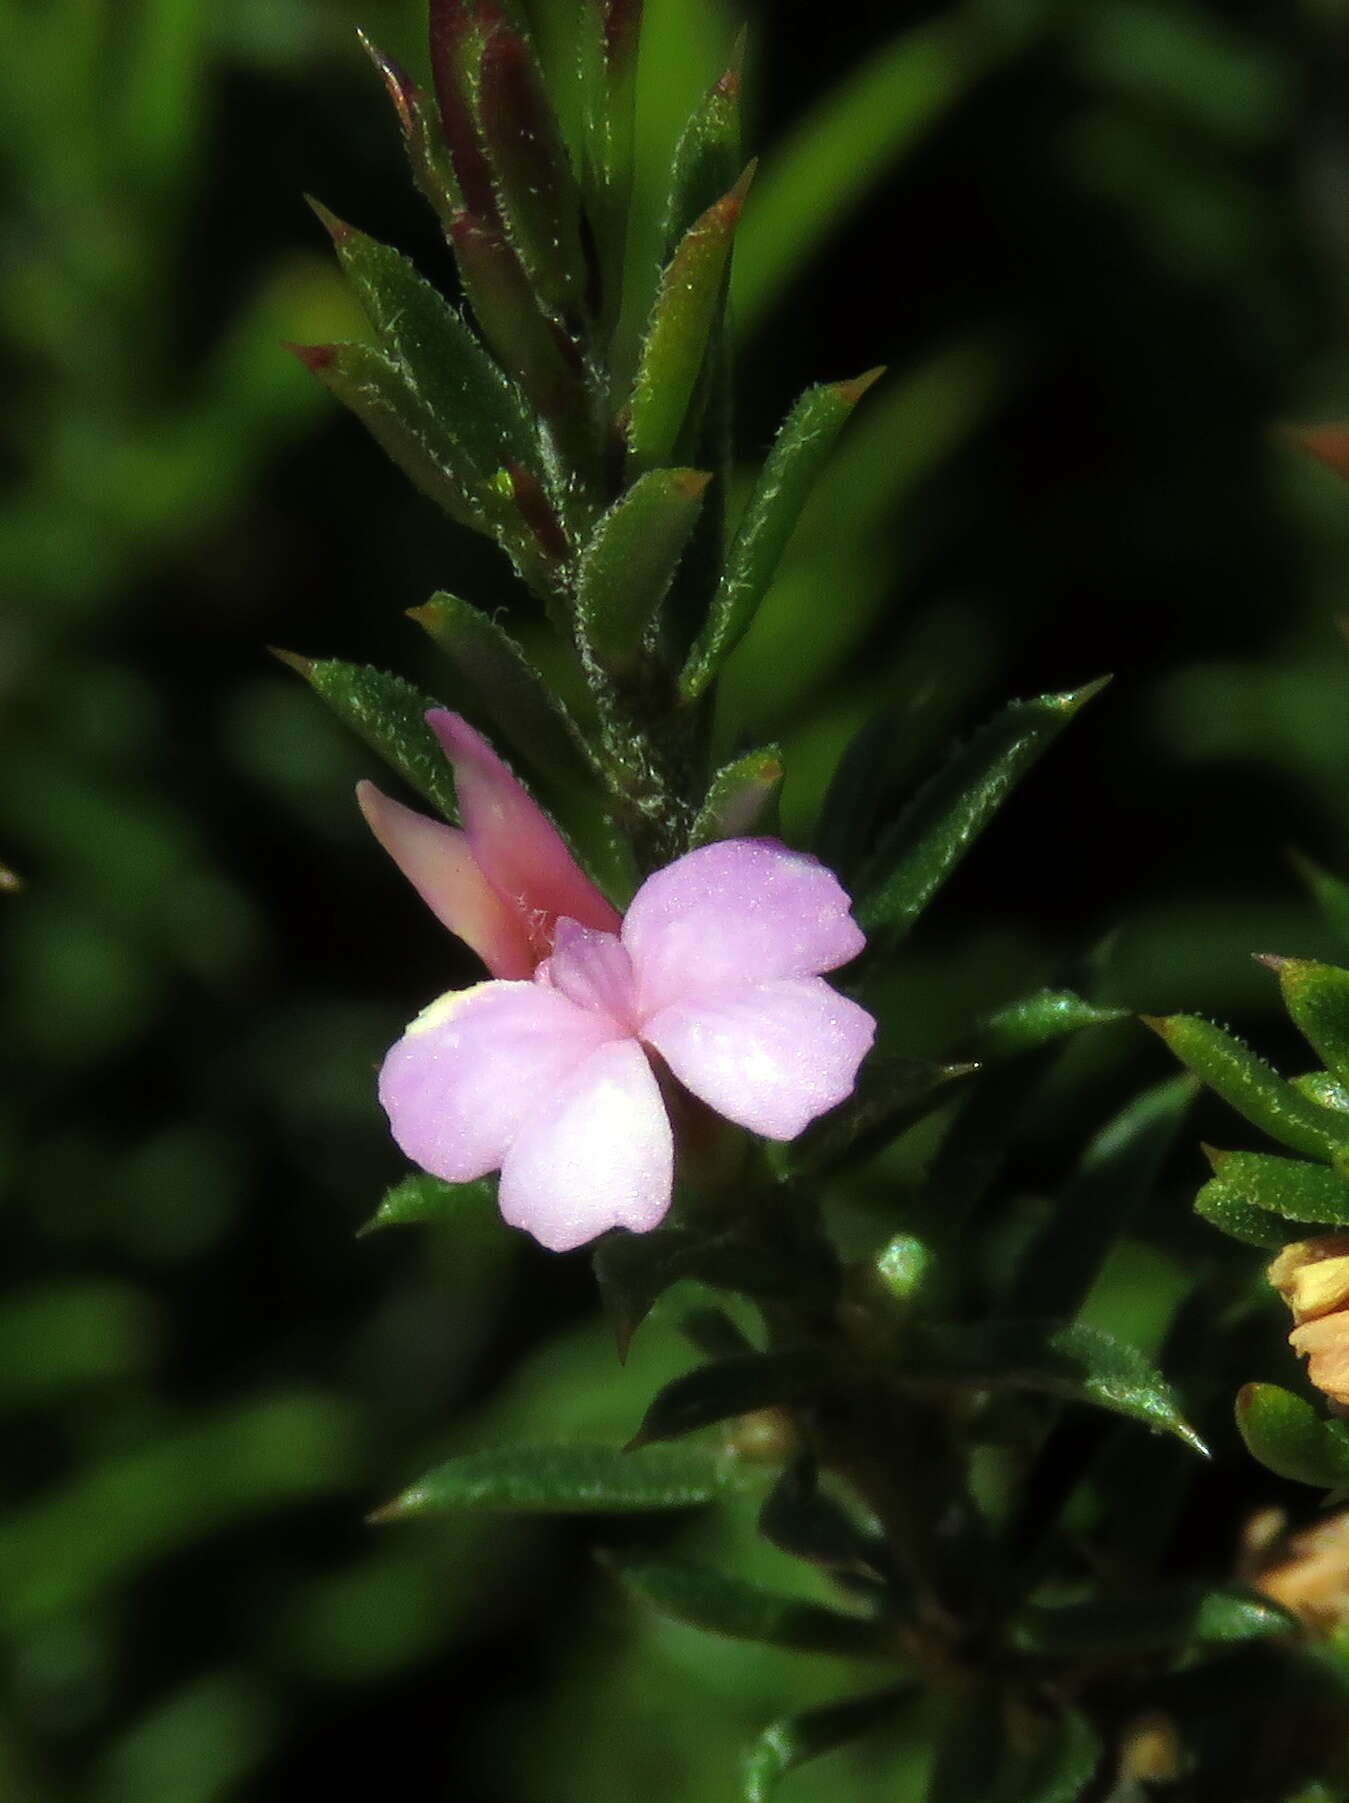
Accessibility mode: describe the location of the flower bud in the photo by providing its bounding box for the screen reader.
[1269,1235,1349,1406]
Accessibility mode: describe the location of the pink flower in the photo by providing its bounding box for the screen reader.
[361,712,876,1251]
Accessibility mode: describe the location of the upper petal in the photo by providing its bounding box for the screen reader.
[642,976,876,1141]
[543,919,638,1029]
[427,711,620,944]
[357,782,536,978]
[622,838,865,1018]
[378,980,618,1184]
[498,1038,673,1251]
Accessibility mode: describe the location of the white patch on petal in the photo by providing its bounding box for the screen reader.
[406,982,495,1037]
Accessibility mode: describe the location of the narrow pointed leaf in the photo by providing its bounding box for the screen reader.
[1009,1078,1193,1318]
[359,1173,496,1236]
[449,211,589,426]
[409,592,588,775]
[428,0,500,219]
[376,1441,745,1519]
[907,1320,1207,1452]
[662,53,742,257]
[1194,1178,1287,1249]
[1204,1147,1349,1225]
[311,204,532,474]
[626,167,753,474]
[743,1686,915,1802]
[1266,957,1349,1087]
[680,367,883,699]
[787,1055,977,1180]
[1146,1014,1349,1161]
[604,1556,887,1655]
[758,1460,889,1579]
[1015,1585,1292,1658]
[478,24,588,318]
[577,469,711,671]
[967,990,1128,1061]
[275,655,457,821]
[689,746,783,846]
[1236,1382,1349,1487]
[359,32,462,229]
[631,1349,830,1447]
[593,1226,804,1360]
[856,681,1108,945]
[290,341,483,531]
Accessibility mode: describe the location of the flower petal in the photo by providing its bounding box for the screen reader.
[498,1039,673,1251]
[427,711,620,945]
[543,919,637,1028]
[357,782,536,978]
[643,976,876,1140]
[379,980,617,1183]
[622,838,865,1018]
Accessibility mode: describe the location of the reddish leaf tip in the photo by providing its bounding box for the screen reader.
[284,341,338,374]
[1253,952,1296,972]
[305,195,353,245]
[834,365,886,407]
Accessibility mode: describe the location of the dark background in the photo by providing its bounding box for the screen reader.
[4,0,1349,1796]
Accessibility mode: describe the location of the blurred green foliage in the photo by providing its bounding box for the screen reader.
[5,0,1349,1796]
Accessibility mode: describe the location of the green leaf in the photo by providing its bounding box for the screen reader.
[1236,1382,1349,1487]
[374,1442,746,1520]
[1194,1178,1288,1249]
[743,1686,915,1802]
[290,341,484,531]
[275,654,457,821]
[630,1348,830,1447]
[1266,956,1349,1088]
[592,1224,803,1360]
[662,49,742,257]
[310,202,533,478]
[927,1693,1099,1803]
[1016,1584,1293,1658]
[1145,1014,1349,1161]
[966,989,1129,1061]
[758,1460,889,1579]
[1204,1147,1349,1225]
[855,681,1108,947]
[689,745,783,846]
[1292,1071,1349,1113]
[908,1320,1207,1453]
[1009,1077,1194,1318]
[408,592,588,777]
[678,369,883,700]
[358,32,462,232]
[358,1173,496,1237]
[787,1055,977,1180]
[449,213,590,431]
[477,23,588,319]
[604,1555,887,1655]
[576,468,711,672]
[626,165,753,474]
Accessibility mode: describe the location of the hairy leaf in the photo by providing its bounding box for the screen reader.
[630,1348,829,1447]
[275,655,457,820]
[375,1442,745,1519]
[1146,1014,1349,1161]
[1204,1147,1349,1225]
[679,368,883,699]
[908,1320,1206,1452]
[1236,1383,1349,1488]
[856,681,1108,947]
[358,1173,496,1236]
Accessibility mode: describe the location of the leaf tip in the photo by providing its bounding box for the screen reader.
[305,194,354,245]
[284,341,338,374]
[268,645,315,679]
[834,366,886,408]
